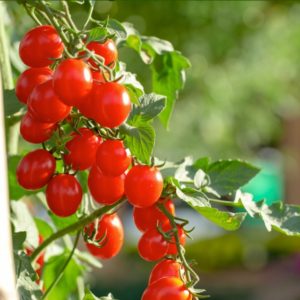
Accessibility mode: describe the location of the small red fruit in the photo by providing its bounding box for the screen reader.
[46,174,82,217]
[64,128,101,170]
[19,25,64,67]
[88,165,125,205]
[85,213,124,259]
[164,225,186,255]
[125,165,163,208]
[16,149,56,190]
[16,67,52,104]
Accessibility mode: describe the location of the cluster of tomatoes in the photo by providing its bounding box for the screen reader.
[15,25,192,299]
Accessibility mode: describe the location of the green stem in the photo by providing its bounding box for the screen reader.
[208,198,243,208]
[41,230,81,300]
[82,1,95,30]
[30,199,125,262]
[62,1,79,33]
[158,203,199,287]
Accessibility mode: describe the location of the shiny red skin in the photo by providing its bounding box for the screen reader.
[90,82,131,128]
[28,80,71,123]
[149,259,182,285]
[138,228,168,261]
[20,112,56,144]
[165,225,186,255]
[53,59,93,106]
[142,277,192,300]
[92,70,106,83]
[86,39,118,68]
[16,67,52,104]
[85,213,124,259]
[64,128,102,170]
[46,174,82,217]
[133,198,175,232]
[16,149,56,190]
[19,25,63,67]
[96,140,131,176]
[88,165,125,205]
[125,165,163,208]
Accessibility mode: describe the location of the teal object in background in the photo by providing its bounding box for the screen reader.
[242,159,283,205]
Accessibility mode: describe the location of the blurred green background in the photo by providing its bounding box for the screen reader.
[4,1,300,299]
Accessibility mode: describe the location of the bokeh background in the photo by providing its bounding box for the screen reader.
[4,1,300,299]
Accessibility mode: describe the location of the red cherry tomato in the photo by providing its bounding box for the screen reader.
[142,277,192,300]
[85,213,124,259]
[90,82,131,128]
[164,224,186,255]
[19,25,64,67]
[96,139,131,176]
[125,165,163,208]
[149,259,182,285]
[138,228,168,261]
[53,59,93,106]
[133,198,175,232]
[86,39,118,68]
[20,112,56,144]
[16,67,52,104]
[92,70,106,83]
[46,174,82,217]
[64,128,101,170]
[88,165,125,205]
[28,80,71,123]
[16,149,56,190]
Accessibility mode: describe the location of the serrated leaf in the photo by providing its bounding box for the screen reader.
[4,89,24,116]
[43,251,84,300]
[34,218,54,239]
[206,160,260,195]
[14,251,37,281]
[11,201,39,248]
[13,231,26,251]
[193,157,211,172]
[177,188,246,231]
[121,119,155,164]
[120,72,144,105]
[240,194,300,236]
[130,93,166,121]
[151,51,191,128]
[87,27,108,42]
[107,19,127,39]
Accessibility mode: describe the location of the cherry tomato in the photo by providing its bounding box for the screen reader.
[53,59,93,106]
[90,82,131,128]
[64,128,101,170]
[46,174,82,217]
[20,112,56,144]
[88,165,125,205]
[125,165,163,208]
[163,224,186,255]
[16,149,56,190]
[19,25,64,67]
[28,80,71,123]
[138,228,168,261]
[133,198,175,232]
[16,67,52,104]
[92,70,106,83]
[77,95,94,119]
[85,213,124,259]
[96,139,131,176]
[149,259,182,285]
[86,39,118,68]
[142,277,192,300]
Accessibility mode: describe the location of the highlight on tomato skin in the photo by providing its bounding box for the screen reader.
[84,213,124,260]
[16,149,56,190]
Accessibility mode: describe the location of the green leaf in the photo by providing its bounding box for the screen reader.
[177,188,246,231]
[240,194,300,236]
[13,231,26,251]
[174,156,194,182]
[121,119,155,164]
[107,19,127,39]
[193,157,211,172]
[77,171,89,194]
[43,251,84,300]
[4,89,24,116]
[130,93,166,121]
[120,72,144,105]
[206,160,260,195]
[83,289,117,300]
[11,200,39,248]
[87,27,108,42]
[34,218,54,239]
[8,155,39,200]
[49,211,79,232]
[151,51,191,128]
[17,270,42,300]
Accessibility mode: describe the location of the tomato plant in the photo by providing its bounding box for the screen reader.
[1,1,300,300]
